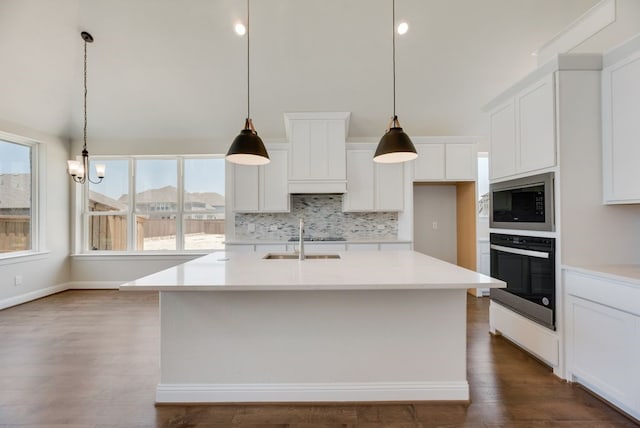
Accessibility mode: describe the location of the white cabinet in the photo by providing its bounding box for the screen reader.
[343,149,374,211]
[380,242,412,251]
[232,164,259,212]
[564,268,640,420]
[225,243,255,252]
[413,144,445,180]
[602,48,640,204]
[284,112,350,193]
[260,149,289,212]
[343,145,404,212]
[517,74,556,173]
[446,144,477,180]
[488,74,556,180]
[413,140,476,182]
[231,145,289,213]
[488,101,516,179]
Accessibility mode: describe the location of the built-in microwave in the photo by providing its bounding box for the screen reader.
[490,172,554,232]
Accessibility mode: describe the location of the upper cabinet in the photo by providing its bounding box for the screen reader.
[602,36,640,204]
[487,74,556,180]
[413,138,477,182]
[343,144,403,212]
[284,112,350,193]
[230,144,290,213]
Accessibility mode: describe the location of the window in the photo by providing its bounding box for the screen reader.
[85,156,225,252]
[0,138,36,255]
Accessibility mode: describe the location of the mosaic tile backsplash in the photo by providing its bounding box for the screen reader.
[234,194,398,241]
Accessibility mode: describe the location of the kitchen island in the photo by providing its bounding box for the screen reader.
[120,250,504,403]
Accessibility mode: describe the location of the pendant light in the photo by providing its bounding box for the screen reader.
[226,0,270,165]
[374,0,418,164]
[68,31,106,184]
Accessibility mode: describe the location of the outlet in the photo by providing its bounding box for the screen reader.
[432,221,438,230]
[14,275,23,286]
[270,225,278,232]
[247,223,256,232]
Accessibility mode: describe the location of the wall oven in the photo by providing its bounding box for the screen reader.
[490,172,554,231]
[490,233,556,330]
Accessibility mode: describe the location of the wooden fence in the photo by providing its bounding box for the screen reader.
[0,216,30,252]
[88,215,131,251]
[141,218,225,238]
[88,216,225,250]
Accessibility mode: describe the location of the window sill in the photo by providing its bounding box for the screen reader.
[71,251,214,262]
[0,250,51,266]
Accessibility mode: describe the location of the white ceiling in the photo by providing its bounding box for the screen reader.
[0,0,609,145]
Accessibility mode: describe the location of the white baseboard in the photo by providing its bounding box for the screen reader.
[0,281,127,310]
[66,281,123,289]
[155,381,469,403]
[0,283,69,310]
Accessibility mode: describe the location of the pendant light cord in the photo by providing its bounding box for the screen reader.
[392,0,396,119]
[247,0,251,120]
[83,38,88,151]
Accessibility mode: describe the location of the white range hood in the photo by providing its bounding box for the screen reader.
[284,112,351,194]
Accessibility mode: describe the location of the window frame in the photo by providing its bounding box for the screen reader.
[81,154,225,254]
[0,134,40,259]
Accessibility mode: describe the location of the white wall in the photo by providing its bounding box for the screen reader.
[0,120,71,308]
[413,184,457,264]
[558,71,640,266]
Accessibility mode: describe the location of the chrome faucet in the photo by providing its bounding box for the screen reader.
[298,218,305,261]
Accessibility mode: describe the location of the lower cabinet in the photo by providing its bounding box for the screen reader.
[564,269,640,420]
[226,242,413,252]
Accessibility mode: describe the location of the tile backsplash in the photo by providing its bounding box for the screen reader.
[234,194,398,241]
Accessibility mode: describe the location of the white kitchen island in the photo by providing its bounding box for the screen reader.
[120,250,504,403]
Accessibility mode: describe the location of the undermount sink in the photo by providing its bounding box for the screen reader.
[262,253,341,260]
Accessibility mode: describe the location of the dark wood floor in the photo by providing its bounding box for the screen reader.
[0,290,637,427]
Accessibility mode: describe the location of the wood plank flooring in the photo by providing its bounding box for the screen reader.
[0,290,637,427]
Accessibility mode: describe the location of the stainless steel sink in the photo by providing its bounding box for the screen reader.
[263,253,341,260]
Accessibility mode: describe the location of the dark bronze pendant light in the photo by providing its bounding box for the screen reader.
[374,0,417,164]
[226,0,270,165]
[68,31,106,183]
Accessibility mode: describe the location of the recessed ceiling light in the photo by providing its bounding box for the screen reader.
[235,22,246,36]
[531,51,539,57]
[397,21,409,35]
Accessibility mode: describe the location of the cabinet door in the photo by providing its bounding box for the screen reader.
[517,73,556,174]
[261,149,289,212]
[375,162,404,211]
[489,100,517,180]
[603,52,640,203]
[445,144,476,181]
[233,165,259,212]
[225,244,255,252]
[413,143,445,181]
[567,296,637,412]
[344,149,375,211]
[380,242,412,251]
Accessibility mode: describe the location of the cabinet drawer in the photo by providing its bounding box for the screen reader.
[564,270,640,317]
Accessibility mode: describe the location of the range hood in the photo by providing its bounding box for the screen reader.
[284,112,350,194]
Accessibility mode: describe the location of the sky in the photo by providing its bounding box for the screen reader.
[1,139,226,201]
[88,158,226,200]
[0,140,30,174]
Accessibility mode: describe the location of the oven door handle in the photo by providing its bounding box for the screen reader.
[490,244,550,259]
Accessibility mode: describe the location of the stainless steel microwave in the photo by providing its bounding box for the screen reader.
[489,172,555,232]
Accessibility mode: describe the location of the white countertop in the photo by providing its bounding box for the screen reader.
[563,264,640,286]
[120,250,505,291]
